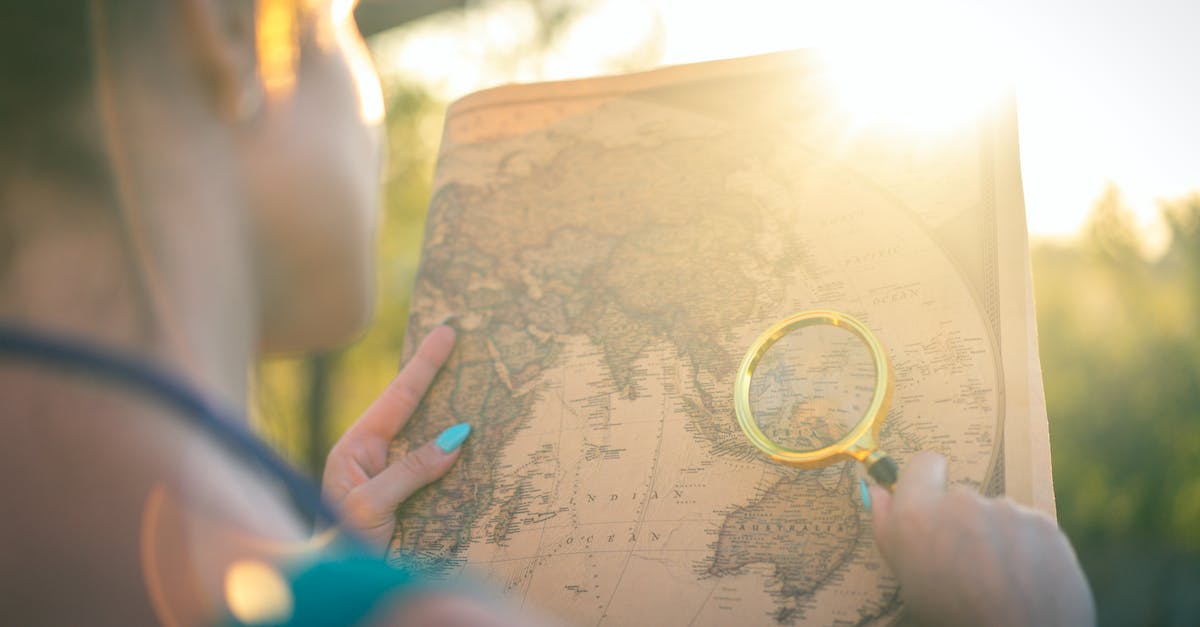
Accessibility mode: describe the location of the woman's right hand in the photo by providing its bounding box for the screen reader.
[868,452,1095,626]
[322,325,468,553]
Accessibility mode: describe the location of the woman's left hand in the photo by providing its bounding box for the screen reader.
[321,325,468,553]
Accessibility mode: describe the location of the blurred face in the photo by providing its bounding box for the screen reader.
[243,0,385,352]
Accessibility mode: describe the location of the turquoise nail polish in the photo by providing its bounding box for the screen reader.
[859,479,872,511]
[436,422,471,453]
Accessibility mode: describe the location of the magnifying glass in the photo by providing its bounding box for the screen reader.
[733,310,900,489]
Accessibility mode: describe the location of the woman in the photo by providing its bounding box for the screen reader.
[0,1,1093,625]
[1,1,520,623]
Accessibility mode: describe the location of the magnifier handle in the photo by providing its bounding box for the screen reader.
[865,453,899,491]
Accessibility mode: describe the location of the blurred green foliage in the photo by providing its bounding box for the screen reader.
[252,70,1200,627]
[1037,188,1200,553]
[1034,189,1200,625]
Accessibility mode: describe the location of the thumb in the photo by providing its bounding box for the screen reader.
[356,423,471,518]
[870,451,947,565]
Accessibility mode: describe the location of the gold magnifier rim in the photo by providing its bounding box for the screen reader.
[733,310,893,466]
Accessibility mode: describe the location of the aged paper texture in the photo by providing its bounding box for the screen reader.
[390,51,1053,625]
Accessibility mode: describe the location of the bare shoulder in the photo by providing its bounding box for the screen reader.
[0,364,307,624]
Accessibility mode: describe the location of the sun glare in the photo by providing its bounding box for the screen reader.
[816,9,1008,134]
[372,0,1199,241]
[824,48,1006,133]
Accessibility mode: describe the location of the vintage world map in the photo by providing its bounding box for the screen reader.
[389,52,1047,625]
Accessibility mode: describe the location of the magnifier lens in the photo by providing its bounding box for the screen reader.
[746,322,878,452]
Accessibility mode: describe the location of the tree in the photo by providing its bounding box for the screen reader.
[1033,189,1200,625]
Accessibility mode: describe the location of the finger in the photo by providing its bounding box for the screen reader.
[868,484,895,560]
[351,325,456,439]
[872,452,946,564]
[869,484,893,524]
[355,423,471,515]
[892,450,947,511]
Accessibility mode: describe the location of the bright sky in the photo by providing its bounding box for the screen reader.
[373,0,1200,248]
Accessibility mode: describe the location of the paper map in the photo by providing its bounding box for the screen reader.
[389,51,1054,625]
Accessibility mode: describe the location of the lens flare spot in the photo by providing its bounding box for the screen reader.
[224,560,294,625]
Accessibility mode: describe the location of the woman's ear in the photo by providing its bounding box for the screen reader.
[177,0,260,123]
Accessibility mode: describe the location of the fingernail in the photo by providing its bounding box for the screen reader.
[438,313,460,327]
[859,479,872,511]
[435,422,471,453]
